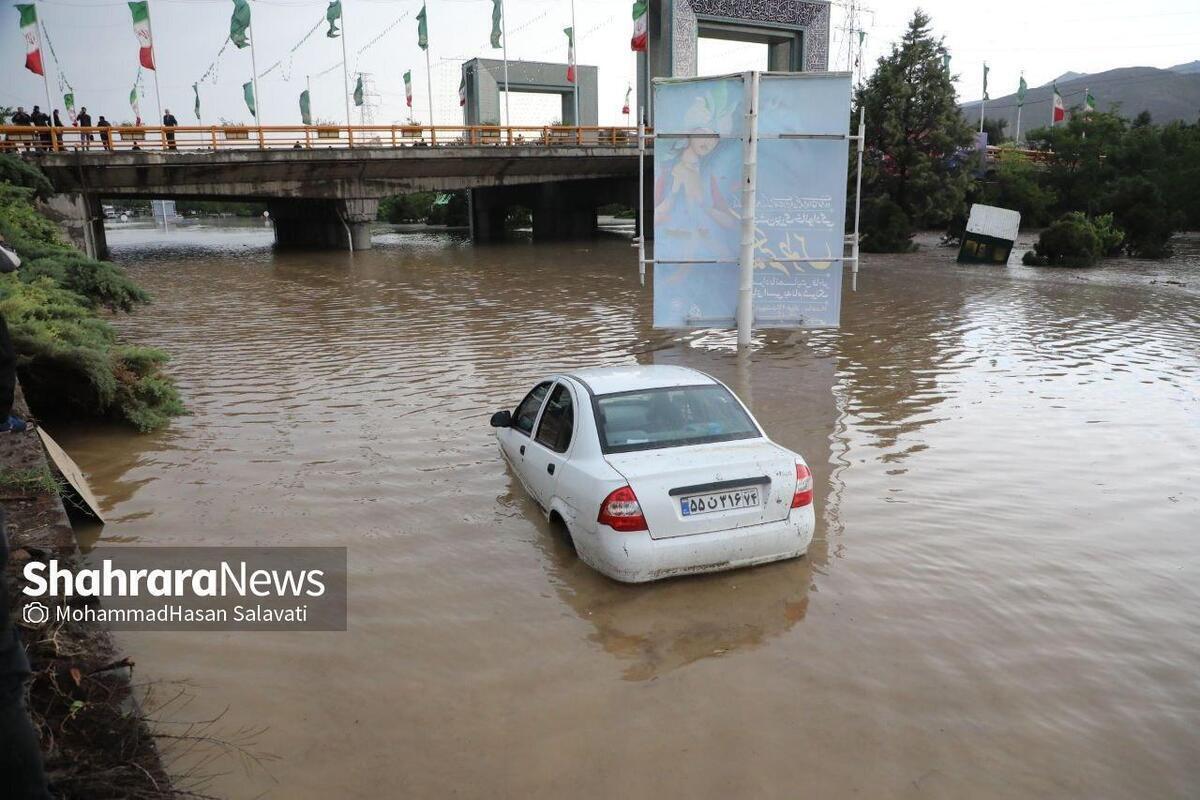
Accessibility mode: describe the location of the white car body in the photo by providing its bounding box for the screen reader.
[492,366,815,583]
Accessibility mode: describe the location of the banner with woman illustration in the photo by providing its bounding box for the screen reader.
[652,72,852,329]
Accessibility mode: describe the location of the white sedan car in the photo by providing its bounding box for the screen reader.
[490,365,815,583]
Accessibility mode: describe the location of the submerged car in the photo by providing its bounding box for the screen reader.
[490,365,815,583]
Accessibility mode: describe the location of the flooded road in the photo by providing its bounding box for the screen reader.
[57,221,1200,798]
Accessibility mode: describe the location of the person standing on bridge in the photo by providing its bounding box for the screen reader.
[28,107,49,152]
[162,109,177,151]
[76,107,93,150]
[96,115,112,151]
[7,108,31,153]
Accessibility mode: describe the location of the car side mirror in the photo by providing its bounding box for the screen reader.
[489,410,512,428]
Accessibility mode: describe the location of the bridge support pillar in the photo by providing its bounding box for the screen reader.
[39,193,107,260]
[468,189,508,243]
[268,198,377,251]
[531,183,596,242]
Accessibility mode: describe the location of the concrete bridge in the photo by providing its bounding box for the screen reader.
[9,124,644,256]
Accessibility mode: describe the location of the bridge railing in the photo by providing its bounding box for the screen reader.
[0,124,643,153]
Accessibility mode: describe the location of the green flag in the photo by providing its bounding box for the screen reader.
[300,89,312,124]
[416,3,428,51]
[326,0,341,38]
[354,75,364,107]
[490,0,502,49]
[63,92,75,116]
[1085,90,1096,113]
[243,80,256,117]
[941,53,950,72]
[193,82,200,120]
[1017,75,1028,108]
[230,0,251,49]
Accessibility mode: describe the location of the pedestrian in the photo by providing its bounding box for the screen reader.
[50,110,63,151]
[0,508,52,799]
[6,107,31,153]
[29,107,49,152]
[76,106,93,149]
[96,115,112,151]
[162,108,177,151]
[0,237,27,434]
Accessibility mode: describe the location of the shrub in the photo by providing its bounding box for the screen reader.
[1022,212,1102,267]
[859,197,915,253]
[1090,212,1125,257]
[0,162,183,431]
[1102,176,1180,258]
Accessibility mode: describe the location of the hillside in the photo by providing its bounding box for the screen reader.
[961,66,1200,136]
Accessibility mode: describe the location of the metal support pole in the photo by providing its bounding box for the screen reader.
[736,71,760,348]
[146,0,163,127]
[340,3,352,133]
[852,105,865,291]
[248,21,263,129]
[570,0,579,126]
[501,0,510,129]
[424,47,434,128]
[33,0,54,121]
[637,108,646,285]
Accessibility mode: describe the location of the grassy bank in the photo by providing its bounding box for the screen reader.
[0,155,182,431]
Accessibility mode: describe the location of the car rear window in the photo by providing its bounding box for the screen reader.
[594,385,760,453]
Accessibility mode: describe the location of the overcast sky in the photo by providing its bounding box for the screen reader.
[2,0,1196,127]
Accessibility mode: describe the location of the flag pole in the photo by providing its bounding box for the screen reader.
[33,0,54,122]
[424,47,433,128]
[340,2,352,133]
[248,18,262,127]
[570,0,578,126]
[501,0,510,131]
[979,61,986,134]
[1015,72,1023,144]
[146,0,163,126]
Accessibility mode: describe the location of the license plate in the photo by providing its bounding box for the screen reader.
[680,487,761,516]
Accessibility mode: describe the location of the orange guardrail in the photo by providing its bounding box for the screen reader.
[0,124,643,153]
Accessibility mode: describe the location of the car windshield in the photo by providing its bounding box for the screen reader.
[594,384,760,453]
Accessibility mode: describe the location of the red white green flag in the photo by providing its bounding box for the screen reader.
[1052,83,1066,124]
[458,76,466,107]
[404,70,413,108]
[1084,89,1096,114]
[631,1,647,52]
[622,85,631,115]
[564,27,575,83]
[15,4,44,76]
[128,1,155,70]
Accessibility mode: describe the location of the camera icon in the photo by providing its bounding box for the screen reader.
[22,601,50,626]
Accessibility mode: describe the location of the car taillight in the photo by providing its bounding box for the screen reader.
[791,462,813,508]
[598,485,647,532]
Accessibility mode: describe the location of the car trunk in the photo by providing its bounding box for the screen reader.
[604,440,797,539]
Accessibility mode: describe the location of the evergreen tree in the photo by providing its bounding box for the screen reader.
[854,11,974,251]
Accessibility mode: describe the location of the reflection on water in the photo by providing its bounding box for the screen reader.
[52,221,1200,798]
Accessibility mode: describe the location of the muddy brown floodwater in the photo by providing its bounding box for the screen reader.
[54,221,1200,799]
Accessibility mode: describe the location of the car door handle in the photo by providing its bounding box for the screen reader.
[547,463,555,475]
[519,445,525,455]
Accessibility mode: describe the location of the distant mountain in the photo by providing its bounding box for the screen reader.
[1045,71,1088,86]
[963,66,1200,134]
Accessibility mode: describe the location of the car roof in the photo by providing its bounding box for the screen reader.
[559,365,717,396]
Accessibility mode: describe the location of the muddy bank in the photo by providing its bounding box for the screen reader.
[2,385,171,799]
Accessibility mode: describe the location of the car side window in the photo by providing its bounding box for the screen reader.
[512,382,552,436]
[534,384,574,454]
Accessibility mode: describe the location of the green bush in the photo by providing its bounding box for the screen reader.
[860,197,915,253]
[1090,212,1125,257]
[0,162,183,431]
[1022,212,1103,267]
[1102,176,1180,258]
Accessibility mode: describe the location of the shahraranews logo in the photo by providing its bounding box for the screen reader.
[23,559,327,625]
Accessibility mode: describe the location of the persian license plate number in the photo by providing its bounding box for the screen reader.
[680,488,760,517]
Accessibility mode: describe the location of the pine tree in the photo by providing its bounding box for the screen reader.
[855,11,974,251]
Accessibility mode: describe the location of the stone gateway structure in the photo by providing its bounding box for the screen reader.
[637,0,831,122]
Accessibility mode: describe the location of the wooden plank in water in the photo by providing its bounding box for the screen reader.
[37,428,105,524]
